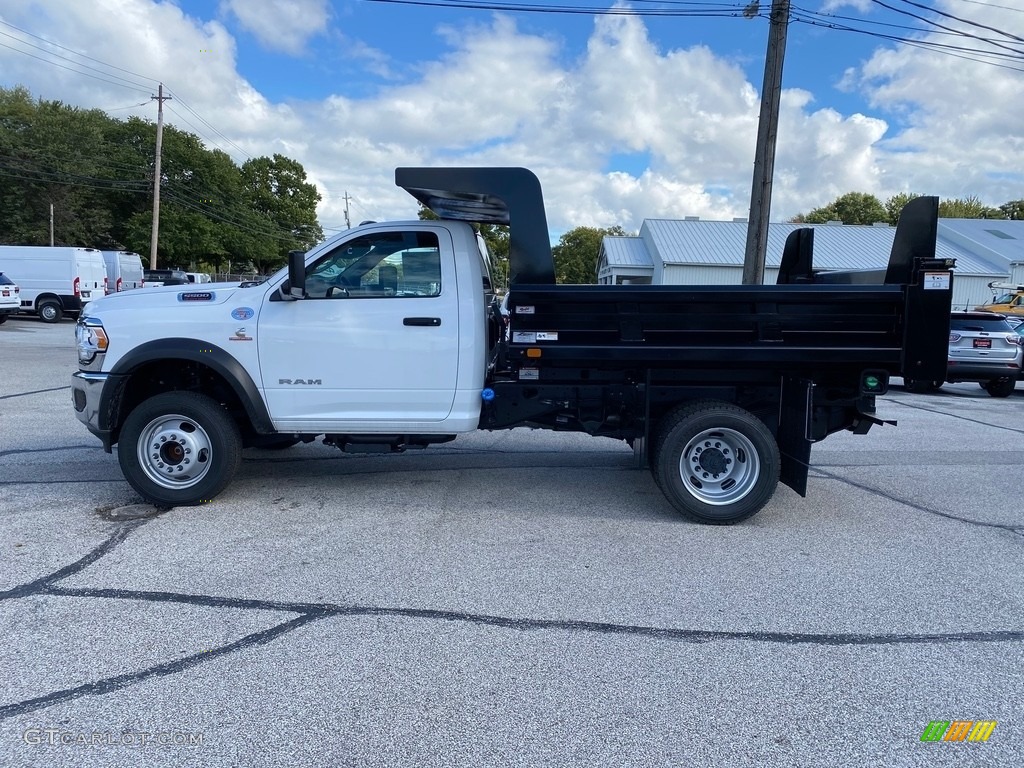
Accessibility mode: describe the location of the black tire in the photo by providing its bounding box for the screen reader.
[37,299,62,323]
[984,378,1016,398]
[651,400,780,524]
[118,391,242,507]
[0,315,7,325]
[904,379,929,393]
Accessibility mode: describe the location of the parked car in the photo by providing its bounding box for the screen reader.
[101,251,145,292]
[0,245,107,322]
[0,272,20,324]
[143,268,190,287]
[909,312,1022,397]
[185,271,212,284]
[1004,315,1023,330]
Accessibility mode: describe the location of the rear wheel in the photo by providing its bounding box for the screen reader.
[37,299,62,323]
[651,401,780,524]
[118,391,242,507]
[985,378,1016,398]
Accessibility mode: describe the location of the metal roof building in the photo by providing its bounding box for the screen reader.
[598,218,1024,312]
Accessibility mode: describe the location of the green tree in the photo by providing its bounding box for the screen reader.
[0,86,324,275]
[418,204,511,290]
[794,192,888,225]
[884,192,920,226]
[939,195,1000,219]
[240,154,323,273]
[998,200,1024,220]
[552,225,626,284]
[0,86,136,247]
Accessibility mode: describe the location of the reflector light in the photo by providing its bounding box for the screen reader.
[526,348,542,358]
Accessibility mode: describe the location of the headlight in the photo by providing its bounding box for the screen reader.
[76,316,108,364]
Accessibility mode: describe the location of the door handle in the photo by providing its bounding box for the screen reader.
[403,317,441,326]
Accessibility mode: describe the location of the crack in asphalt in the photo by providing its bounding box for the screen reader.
[0,385,71,400]
[810,467,1024,538]
[0,445,98,460]
[881,395,1024,435]
[2,510,1023,721]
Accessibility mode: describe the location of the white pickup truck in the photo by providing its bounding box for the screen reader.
[72,167,953,524]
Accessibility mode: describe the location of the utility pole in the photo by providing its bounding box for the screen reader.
[49,202,54,246]
[343,191,352,229]
[149,83,171,270]
[742,0,790,285]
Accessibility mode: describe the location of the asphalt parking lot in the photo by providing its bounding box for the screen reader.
[1,316,1022,767]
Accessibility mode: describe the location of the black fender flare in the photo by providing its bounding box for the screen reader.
[102,337,275,435]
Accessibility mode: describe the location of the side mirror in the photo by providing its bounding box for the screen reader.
[279,250,306,301]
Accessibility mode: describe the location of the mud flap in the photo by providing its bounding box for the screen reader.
[777,376,812,497]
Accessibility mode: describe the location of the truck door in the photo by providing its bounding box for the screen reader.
[257,227,461,429]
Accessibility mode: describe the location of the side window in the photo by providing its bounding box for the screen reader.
[304,230,441,299]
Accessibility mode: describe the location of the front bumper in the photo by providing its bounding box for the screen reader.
[71,371,113,451]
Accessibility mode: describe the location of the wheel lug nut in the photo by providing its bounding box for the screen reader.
[160,436,167,442]
[157,462,165,468]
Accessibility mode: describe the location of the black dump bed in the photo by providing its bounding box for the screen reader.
[397,167,954,385]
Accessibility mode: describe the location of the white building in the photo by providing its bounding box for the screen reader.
[598,218,1024,312]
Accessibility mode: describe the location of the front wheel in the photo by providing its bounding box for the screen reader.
[118,391,242,507]
[651,401,780,524]
[985,378,1016,398]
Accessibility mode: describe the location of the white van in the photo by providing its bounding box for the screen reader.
[0,246,108,322]
[101,250,145,292]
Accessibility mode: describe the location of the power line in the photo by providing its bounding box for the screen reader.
[362,0,755,17]
[893,0,1024,43]
[0,18,160,85]
[0,157,309,244]
[0,39,153,95]
[951,0,1024,13]
[789,14,1024,72]
[164,88,252,162]
[869,0,1024,58]
[790,3,1024,48]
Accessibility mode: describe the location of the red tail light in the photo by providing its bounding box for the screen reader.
[73,277,80,297]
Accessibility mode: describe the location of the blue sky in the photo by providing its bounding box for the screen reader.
[1,0,1022,233]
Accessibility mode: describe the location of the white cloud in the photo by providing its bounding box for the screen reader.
[845,0,1024,204]
[220,0,329,55]
[0,0,1020,242]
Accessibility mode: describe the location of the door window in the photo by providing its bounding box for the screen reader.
[304,231,441,299]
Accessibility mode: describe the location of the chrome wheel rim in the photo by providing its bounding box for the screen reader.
[136,413,214,490]
[679,427,760,505]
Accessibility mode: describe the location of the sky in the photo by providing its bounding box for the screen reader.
[0,0,1022,238]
